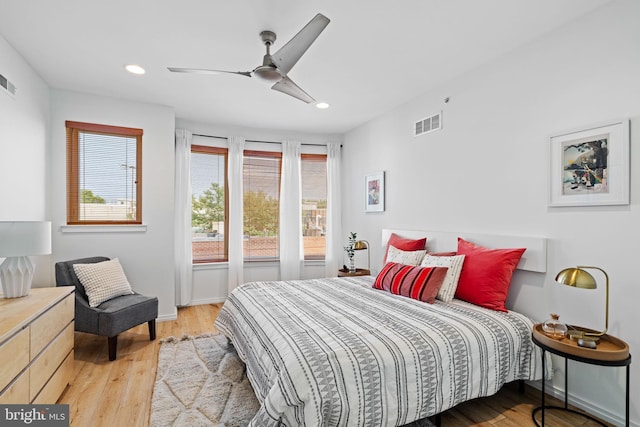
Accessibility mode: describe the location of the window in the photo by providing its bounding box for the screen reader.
[66,121,142,224]
[301,154,327,260]
[243,150,281,261]
[191,145,228,263]
[186,142,328,264]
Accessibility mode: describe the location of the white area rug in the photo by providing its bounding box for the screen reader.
[151,333,435,427]
[151,333,259,427]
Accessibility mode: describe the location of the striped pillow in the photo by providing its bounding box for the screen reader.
[73,258,134,307]
[373,262,449,303]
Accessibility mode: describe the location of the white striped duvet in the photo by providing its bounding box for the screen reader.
[215,276,546,426]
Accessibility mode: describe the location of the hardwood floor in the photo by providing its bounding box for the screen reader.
[59,304,613,427]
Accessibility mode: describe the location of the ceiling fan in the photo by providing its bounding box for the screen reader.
[168,13,330,104]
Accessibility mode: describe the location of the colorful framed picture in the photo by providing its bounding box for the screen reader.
[549,119,629,207]
[365,171,385,212]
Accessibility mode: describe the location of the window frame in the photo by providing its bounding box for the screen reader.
[65,121,143,225]
[191,144,229,263]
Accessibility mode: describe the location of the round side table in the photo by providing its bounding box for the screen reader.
[531,324,631,426]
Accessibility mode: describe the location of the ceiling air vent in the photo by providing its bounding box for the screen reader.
[0,73,17,98]
[414,111,442,137]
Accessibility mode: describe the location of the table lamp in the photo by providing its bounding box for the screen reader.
[555,266,608,343]
[0,221,52,298]
[353,240,370,271]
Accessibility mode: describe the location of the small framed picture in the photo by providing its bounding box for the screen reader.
[365,171,385,212]
[549,119,629,207]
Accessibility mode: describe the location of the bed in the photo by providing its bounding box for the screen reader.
[215,229,549,426]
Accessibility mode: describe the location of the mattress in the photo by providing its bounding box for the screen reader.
[215,275,546,426]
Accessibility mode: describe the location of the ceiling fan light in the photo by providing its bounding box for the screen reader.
[316,102,330,109]
[253,65,282,82]
[125,64,146,75]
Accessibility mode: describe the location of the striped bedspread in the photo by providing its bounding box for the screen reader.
[215,276,546,427]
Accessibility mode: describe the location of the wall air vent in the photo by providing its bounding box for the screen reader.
[0,73,17,98]
[414,111,442,137]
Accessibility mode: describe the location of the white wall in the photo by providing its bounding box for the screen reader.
[176,119,340,304]
[1,33,177,320]
[342,2,639,425]
[343,1,640,425]
[50,90,177,320]
[0,34,51,286]
[3,2,636,420]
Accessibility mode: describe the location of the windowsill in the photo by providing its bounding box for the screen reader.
[193,262,228,271]
[192,260,325,270]
[60,224,148,233]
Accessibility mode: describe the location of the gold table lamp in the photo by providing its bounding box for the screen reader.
[555,266,609,344]
[353,240,370,271]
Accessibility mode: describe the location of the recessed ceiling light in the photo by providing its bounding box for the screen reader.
[125,64,146,75]
[316,102,330,109]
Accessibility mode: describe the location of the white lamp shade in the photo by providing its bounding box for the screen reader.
[0,221,52,257]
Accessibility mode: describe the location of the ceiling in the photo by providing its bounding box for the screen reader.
[0,0,611,135]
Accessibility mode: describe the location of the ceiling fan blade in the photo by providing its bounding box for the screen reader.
[271,76,315,103]
[167,67,251,77]
[272,13,330,75]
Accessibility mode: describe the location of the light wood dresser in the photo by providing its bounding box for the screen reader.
[0,286,75,404]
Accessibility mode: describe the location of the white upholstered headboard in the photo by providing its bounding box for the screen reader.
[381,229,547,273]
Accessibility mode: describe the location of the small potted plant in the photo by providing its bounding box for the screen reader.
[344,232,357,273]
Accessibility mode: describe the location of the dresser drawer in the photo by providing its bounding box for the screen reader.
[32,351,73,404]
[30,293,74,359]
[0,368,29,404]
[29,323,74,402]
[0,327,30,392]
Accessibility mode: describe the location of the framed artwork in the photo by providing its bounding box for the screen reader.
[549,119,629,207]
[365,171,385,212]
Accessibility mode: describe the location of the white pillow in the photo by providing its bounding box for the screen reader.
[420,254,465,302]
[386,245,427,266]
[73,258,134,307]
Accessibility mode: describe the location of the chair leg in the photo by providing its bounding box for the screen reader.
[108,336,118,361]
[148,319,156,341]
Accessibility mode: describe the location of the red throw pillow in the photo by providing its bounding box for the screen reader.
[373,262,448,304]
[454,238,525,312]
[384,233,427,263]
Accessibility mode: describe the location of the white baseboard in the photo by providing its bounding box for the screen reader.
[526,380,634,427]
[188,297,227,305]
[157,298,226,323]
[157,308,178,322]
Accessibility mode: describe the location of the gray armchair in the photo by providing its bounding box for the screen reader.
[55,256,158,361]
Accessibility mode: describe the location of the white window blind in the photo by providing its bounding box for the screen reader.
[301,154,327,260]
[243,151,281,261]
